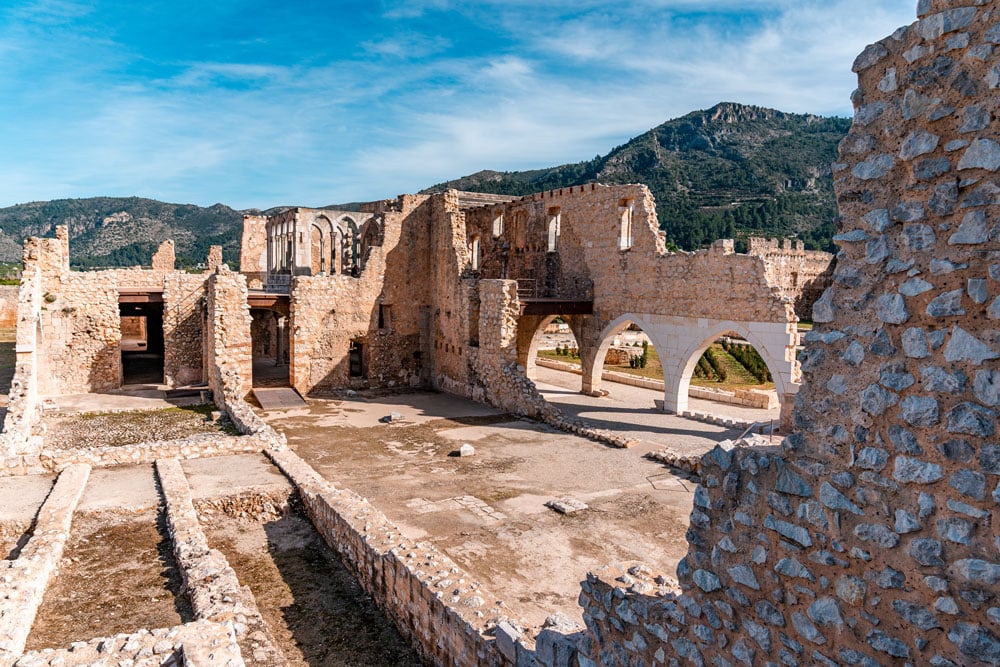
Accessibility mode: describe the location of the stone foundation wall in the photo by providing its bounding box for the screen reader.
[578,3,1000,665]
[0,464,90,666]
[267,447,521,667]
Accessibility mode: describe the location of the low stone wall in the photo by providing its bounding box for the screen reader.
[0,464,90,666]
[0,433,272,477]
[156,458,284,664]
[535,357,777,409]
[267,447,527,667]
[12,620,244,667]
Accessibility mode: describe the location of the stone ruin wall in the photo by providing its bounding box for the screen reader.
[577,2,1000,665]
[239,214,268,289]
[0,286,18,330]
[747,237,836,320]
[464,184,797,325]
[288,196,432,395]
[163,273,208,387]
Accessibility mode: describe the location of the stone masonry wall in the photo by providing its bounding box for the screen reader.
[205,268,252,412]
[163,273,208,387]
[288,197,432,395]
[578,3,1000,665]
[239,215,267,289]
[747,237,836,320]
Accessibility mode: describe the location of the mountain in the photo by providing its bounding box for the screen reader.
[423,102,852,251]
[0,197,246,268]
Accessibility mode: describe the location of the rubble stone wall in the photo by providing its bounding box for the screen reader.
[288,197,432,395]
[748,237,837,320]
[163,273,208,387]
[2,267,44,457]
[579,3,1000,665]
[267,447,519,667]
[239,214,268,289]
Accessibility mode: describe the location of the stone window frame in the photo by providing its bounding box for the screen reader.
[618,199,634,251]
[547,207,561,253]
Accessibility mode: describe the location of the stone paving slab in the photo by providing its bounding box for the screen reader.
[0,475,55,522]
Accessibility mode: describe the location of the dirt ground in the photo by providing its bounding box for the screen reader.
[200,496,423,667]
[25,510,192,650]
[265,392,702,627]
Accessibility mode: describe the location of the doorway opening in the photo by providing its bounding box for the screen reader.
[120,301,164,386]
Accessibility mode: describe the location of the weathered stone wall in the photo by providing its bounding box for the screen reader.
[747,237,836,320]
[2,267,43,458]
[267,447,521,667]
[288,197,432,394]
[578,3,1000,665]
[0,464,89,665]
[150,239,175,272]
[163,273,208,387]
[0,286,19,330]
[204,269,252,411]
[239,214,268,289]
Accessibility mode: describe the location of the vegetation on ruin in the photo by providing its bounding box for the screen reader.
[425,102,850,252]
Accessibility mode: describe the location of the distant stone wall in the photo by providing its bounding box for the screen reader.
[578,3,1000,665]
[239,214,268,289]
[0,286,18,330]
[747,237,836,320]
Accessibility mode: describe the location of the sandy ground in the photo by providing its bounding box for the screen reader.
[263,392,718,627]
[25,509,192,650]
[202,503,422,666]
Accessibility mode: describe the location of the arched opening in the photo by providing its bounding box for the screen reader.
[341,217,360,276]
[250,308,290,387]
[310,223,324,275]
[584,320,665,399]
[618,199,634,250]
[547,207,560,253]
[470,236,481,271]
[492,212,504,237]
[673,330,783,417]
[522,314,580,384]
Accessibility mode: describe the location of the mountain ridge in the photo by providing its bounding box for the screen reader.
[0,102,850,266]
[424,102,851,250]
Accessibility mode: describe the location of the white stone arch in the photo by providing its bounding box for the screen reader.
[470,235,482,271]
[337,215,360,274]
[667,320,795,415]
[584,313,670,396]
[524,314,560,381]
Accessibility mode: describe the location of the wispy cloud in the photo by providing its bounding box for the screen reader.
[0,0,917,209]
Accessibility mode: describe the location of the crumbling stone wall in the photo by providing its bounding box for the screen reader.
[204,268,252,411]
[288,197,431,394]
[163,273,207,387]
[578,2,1000,665]
[747,237,836,320]
[150,239,175,272]
[239,214,268,289]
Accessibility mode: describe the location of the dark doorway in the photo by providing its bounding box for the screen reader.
[120,301,164,386]
[349,340,364,378]
[250,308,290,388]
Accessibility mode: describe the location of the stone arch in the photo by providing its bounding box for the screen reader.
[309,222,325,275]
[516,313,588,387]
[582,314,669,397]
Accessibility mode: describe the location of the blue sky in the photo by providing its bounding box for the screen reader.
[0,0,916,210]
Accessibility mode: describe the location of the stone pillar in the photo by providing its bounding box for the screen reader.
[151,240,175,272]
[205,268,252,410]
[206,245,223,272]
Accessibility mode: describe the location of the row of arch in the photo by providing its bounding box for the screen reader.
[519,313,794,416]
[266,213,382,277]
